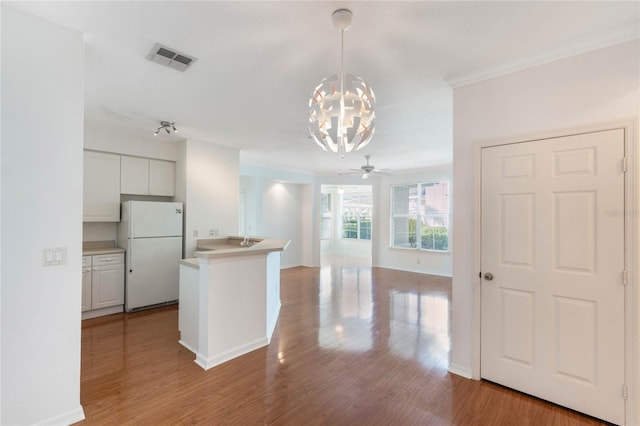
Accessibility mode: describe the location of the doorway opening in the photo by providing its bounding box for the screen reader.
[320,184,372,267]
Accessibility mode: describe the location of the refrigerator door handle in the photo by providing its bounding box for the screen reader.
[128,241,133,273]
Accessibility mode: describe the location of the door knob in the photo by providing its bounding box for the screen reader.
[484,272,494,281]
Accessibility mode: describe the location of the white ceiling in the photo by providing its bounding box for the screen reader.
[8,1,639,174]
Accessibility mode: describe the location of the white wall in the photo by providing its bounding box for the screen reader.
[262,182,304,268]
[240,165,316,267]
[451,41,640,379]
[376,167,452,276]
[1,6,85,425]
[180,140,240,257]
[83,222,119,242]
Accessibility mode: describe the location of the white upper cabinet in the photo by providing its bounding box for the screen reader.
[83,151,121,222]
[149,160,176,196]
[120,156,149,195]
[121,156,175,196]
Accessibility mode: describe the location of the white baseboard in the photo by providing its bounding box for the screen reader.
[194,337,268,370]
[448,362,473,379]
[37,405,85,425]
[178,339,197,355]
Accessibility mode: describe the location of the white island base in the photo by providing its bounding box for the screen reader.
[179,237,288,370]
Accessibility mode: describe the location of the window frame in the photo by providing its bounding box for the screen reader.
[320,193,332,240]
[341,191,372,241]
[389,181,450,253]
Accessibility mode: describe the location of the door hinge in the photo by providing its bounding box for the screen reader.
[623,270,629,286]
[622,157,628,173]
[623,384,628,400]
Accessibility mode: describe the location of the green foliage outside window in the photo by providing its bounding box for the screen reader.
[407,218,448,250]
[359,219,371,240]
[343,218,358,239]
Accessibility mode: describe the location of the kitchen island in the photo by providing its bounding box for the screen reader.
[179,236,289,370]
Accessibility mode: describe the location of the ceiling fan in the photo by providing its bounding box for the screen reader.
[339,155,388,179]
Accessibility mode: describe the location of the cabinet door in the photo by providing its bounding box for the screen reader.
[149,160,176,196]
[83,151,121,222]
[92,263,125,309]
[120,156,149,195]
[82,267,92,312]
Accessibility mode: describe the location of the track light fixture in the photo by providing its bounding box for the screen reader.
[154,121,178,136]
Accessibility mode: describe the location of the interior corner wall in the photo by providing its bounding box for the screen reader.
[239,166,318,268]
[301,184,315,266]
[183,140,240,257]
[451,41,640,377]
[239,175,262,236]
[375,167,453,276]
[1,5,85,425]
[262,182,304,268]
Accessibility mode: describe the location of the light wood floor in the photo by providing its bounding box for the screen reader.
[79,266,605,425]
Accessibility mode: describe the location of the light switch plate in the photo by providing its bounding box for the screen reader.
[43,247,67,267]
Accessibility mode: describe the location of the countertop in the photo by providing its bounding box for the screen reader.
[82,240,125,256]
[180,258,200,269]
[181,237,290,267]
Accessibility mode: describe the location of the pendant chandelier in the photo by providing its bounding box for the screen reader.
[308,9,376,155]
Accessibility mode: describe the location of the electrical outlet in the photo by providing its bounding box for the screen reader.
[417,258,421,264]
[209,229,215,236]
[193,229,199,237]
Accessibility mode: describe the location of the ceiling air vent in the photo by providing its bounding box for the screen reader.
[146,43,197,72]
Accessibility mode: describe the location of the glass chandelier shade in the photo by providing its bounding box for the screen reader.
[308,9,376,155]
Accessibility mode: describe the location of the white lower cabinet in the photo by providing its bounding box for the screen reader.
[82,253,125,317]
[82,256,92,312]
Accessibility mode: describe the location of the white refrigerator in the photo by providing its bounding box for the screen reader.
[117,201,183,312]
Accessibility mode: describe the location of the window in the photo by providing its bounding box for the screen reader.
[390,181,449,251]
[342,191,372,240]
[321,193,332,239]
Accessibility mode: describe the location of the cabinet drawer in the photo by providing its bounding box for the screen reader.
[92,253,124,266]
[82,256,92,267]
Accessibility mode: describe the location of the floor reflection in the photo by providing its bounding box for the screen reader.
[80,266,602,424]
[317,265,450,368]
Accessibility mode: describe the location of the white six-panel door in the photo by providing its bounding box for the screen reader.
[481,129,625,424]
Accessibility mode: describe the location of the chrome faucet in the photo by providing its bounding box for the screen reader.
[240,236,252,247]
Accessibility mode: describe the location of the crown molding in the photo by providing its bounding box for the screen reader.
[445,24,639,89]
